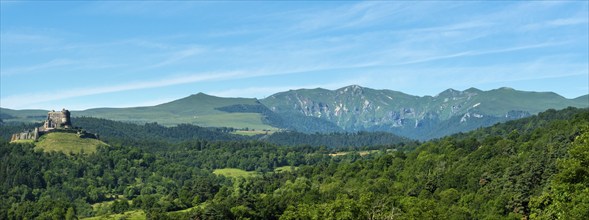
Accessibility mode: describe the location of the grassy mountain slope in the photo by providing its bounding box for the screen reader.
[76,93,277,130]
[465,87,587,115]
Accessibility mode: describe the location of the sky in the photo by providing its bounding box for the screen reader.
[1,1,588,110]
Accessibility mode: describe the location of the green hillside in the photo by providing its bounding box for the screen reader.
[35,132,108,154]
[76,93,278,131]
[574,94,589,104]
[0,108,47,123]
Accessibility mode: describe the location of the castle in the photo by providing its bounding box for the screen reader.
[10,109,73,142]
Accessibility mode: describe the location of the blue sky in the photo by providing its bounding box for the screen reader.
[1,1,588,110]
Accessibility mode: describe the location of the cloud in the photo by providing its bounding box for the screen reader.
[370,41,570,67]
[146,47,203,69]
[0,32,60,45]
[523,17,588,31]
[0,71,241,108]
[547,17,588,26]
[1,59,75,76]
[79,1,202,17]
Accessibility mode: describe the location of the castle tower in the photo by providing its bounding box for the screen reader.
[61,108,72,128]
[44,109,72,130]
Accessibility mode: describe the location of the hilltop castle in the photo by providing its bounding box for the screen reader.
[10,109,73,142]
[42,109,72,131]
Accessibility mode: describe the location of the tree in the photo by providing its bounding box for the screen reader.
[65,207,75,220]
[530,127,589,219]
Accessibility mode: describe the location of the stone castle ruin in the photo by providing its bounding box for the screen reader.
[42,109,72,131]
[10,108,81,142]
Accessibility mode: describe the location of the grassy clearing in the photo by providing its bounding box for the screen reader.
[79,108,278,132]
[81,210,145,220]
[232,129,275,136]
[274,166,298,173]
[189,113,277,131]
[328,150,381,157]
[213,168,258,178]
[170,206,198,214]
[91,200,114,210]
[35,132,108,154]
[10,139,35,144]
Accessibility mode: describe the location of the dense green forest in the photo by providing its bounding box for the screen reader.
[1,107,587,219]
[2,117,411,150]
[264,131,412,148]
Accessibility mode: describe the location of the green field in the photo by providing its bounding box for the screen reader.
[213,168,258,178]
[189,113,277,131]
[10,139,35,144]
[83,205,202,220]
[232,129,275,136]
[35,132,108,154]
[274,166,298,173]
[81,210,145,220]
[328,150,381,157]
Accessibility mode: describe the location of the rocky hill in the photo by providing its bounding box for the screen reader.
[260,85,588,139]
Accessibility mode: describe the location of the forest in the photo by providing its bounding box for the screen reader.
[0,107,587,219]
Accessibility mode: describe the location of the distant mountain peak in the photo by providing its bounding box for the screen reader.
[437,88,462,97]
[465,87,482,93]
[337,85,365,95]
[193,92,210,97]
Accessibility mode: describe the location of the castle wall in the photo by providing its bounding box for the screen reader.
[10,129,40,142]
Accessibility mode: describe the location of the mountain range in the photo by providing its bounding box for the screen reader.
[2,86,587,140]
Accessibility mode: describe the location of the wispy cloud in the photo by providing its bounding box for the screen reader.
[1,71,242,108]
[386,41,570,66]
[146,47,203,69]
[523,17,588,31]
[79,1,202,17]
[291,2,392,32]
[1,59,75,76]
[0,32,60,45]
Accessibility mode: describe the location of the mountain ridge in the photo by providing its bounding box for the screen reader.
[262,85,587,139]
[2,86,587,140]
